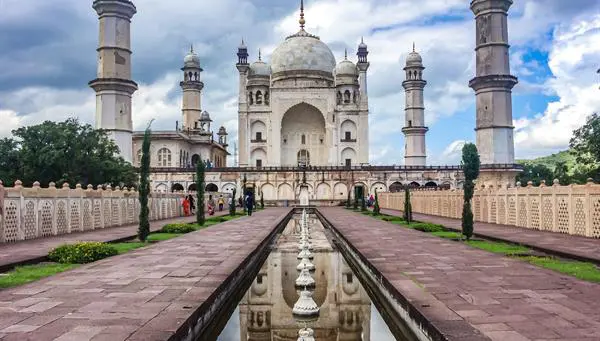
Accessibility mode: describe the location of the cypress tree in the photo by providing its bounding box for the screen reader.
[242,174,247,213]
[230,188,237,216]
[403,187,412,224]
[353,188,358,210]
[346,190,351,209]
[360,192,367,211]
[137,120,153,242]
[196,160,206,226]
[461,143,481,240]
[373,190,380,215]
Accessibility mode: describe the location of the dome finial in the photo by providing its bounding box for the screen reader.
[344,48,348,60]
[412,42,415,52]
[190,44,194,54]
[258,48,262,61]
[299,0,306,30]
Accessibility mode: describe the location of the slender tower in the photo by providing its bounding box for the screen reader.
[236,40,250,167]
[402,44,428,166]
[180,46,204,131]
[89,0,138,163]
[469,0,519,184]
[356,38,370,164]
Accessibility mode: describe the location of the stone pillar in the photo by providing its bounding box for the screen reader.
[89,0,138,163]
[469,0,519,185]
[402,46,428,166]
[237,41,250,167]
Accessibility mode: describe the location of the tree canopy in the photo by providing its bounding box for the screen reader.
[0,118,137,187]
[570,113,600,181]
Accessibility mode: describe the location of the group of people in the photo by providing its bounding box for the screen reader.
[181,194,233,217]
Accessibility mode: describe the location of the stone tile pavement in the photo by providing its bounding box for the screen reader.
[381,209,600,264]
[0,210,230,272]
[0,208,289,341]
[321,207,600,341]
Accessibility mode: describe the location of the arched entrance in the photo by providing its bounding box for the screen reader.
[425,181,437,188]
[191,154,200,167]
[297,149,310,167]
[389,182,404,192]
[205,183,218,192]
[171,183,184,192]
[188,183,197,192]
[280,103,326,166]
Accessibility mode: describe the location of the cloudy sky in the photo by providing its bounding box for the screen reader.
[1,0,599,165]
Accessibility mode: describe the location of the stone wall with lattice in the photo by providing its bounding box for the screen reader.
[379,180,600,239]
[0,181,185,243]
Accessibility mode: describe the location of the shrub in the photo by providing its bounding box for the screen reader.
[161,223,196,234]
[410,223,445,233]
[381,216,403,222]
[49,242,118,264]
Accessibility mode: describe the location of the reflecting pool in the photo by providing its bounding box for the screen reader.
[216,213,406,341]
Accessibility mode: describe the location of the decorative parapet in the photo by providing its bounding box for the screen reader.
[0,181,185,243]
[379,179,600,239]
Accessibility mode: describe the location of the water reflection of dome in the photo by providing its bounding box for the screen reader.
[282,253,327,309]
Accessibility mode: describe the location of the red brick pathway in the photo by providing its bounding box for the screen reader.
[321,208,600,341]
[381,209,600,264]
[0,211,230,272]
[0,208,288,340]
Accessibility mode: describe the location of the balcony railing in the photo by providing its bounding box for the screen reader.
[250,139,267,143]
[340,138,357,143]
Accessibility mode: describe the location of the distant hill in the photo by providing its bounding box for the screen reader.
[516,150,576,172]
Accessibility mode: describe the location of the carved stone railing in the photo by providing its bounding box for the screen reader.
[0,180,185,243]
[379,179,600,238]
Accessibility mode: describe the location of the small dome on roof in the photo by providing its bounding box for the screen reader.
[334,51,358,76]
[218,126,227,134]
[249,53,271,77]
[200,111,212,121]
[184,45,200,68]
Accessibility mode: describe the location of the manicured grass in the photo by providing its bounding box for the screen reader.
[466,240,530,256]
[148,233,182,241]
[0,263,78,288]
[430,231,462,239]
[112,242,147,254]
[518,256,600,283]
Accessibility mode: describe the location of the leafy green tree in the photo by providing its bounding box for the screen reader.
[196,160,205,226]
[553,161,570,185]
[570,113,600,181]
[230,188,237,216]
[138,121,153,242]
[0,138,22,186]
[461,143,480,240]
[373,190,380,215]
[3,119,136,187]
[403,187,412,224]
[517,164,554,186]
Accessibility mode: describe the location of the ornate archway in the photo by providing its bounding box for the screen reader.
[280,103,326,166]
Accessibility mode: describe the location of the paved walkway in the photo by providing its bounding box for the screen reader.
[0,210,230,272]
[0,208,289,341]
[321,208,600,341]
[382,209,600,264]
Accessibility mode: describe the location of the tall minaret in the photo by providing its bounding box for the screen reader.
[89,0,138,163]
[236,40,250,167]
[356,38,370,164]
[180,46,204,131]
[402,44,428,166]
[469,0,518,168]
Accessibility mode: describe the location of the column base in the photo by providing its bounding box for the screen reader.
[477,166,522,189]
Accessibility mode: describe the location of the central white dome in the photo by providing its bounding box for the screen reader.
[270,31,336,76]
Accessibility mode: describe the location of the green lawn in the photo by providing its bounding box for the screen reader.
[466,240,530,256]
[430,231,462,239]
[112,242,147,254]
[519,256,600,283]
[0,263,78,288]
[148,233,182,241]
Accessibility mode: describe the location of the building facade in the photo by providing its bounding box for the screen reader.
[236,4,369,168]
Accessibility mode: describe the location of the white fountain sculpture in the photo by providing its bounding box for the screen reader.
[297,244,313,260]
[292,288,320,316]
[297,327,316,341]
[295,267,315,288]
[297,255,315,271]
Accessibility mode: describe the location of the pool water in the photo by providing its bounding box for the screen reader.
[215,213,405,341]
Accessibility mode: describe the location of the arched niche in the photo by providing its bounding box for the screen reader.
[341,147,357,166]
[250,120,266,142]
[206,183,219,192]
[261,183,276,201]
[280,103,326,166]
[277,183,294,201]
[340,119,357,141]
[251,148,267,168]
[315,183,332,200]
[333,182,348,200]
[370,182,387,194]
[171,183,184,192]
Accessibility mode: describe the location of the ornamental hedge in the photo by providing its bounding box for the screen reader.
[161,223,197,234]
[48,242,118,264]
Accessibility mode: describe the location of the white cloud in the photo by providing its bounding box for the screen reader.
[514,15,600,158]
[0,110,22,138]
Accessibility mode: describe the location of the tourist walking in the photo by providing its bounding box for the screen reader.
[245,192,254,216]
[208,196,216,216]
[182,196,190,216]
[217,195,225,211]
[188,195,196,214]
